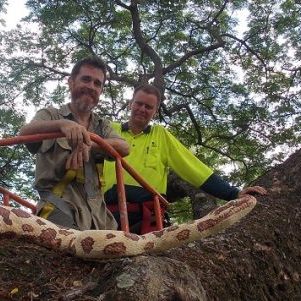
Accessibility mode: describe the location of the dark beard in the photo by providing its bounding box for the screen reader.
[71,87,98,103]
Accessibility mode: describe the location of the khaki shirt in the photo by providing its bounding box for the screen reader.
[28,104,121,230]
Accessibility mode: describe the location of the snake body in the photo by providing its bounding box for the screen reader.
[0,196,256,259]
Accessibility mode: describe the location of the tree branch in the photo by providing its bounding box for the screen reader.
[126,2,164,90]
[163,42,225,75]
[222,33,267,68]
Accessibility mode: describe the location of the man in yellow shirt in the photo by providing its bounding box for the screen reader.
[104,84,266,233]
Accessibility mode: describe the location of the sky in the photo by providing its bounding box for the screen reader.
[3,0,28,28]
[2,1,45,121]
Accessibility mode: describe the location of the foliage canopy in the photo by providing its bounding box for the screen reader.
[0,0,301,200]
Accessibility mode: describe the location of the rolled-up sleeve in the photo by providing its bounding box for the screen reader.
[92,118,126,161]
[25,109,54,154]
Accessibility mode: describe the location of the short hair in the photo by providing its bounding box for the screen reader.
[133,84,161,106]
[70,56,107,83]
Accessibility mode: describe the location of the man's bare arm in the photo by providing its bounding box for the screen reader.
[93,138,129,157]
[20,120,91,148]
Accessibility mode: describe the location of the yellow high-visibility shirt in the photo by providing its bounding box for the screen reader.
[103,122,213,195]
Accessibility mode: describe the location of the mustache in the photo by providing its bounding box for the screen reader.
[80,87,98,98]
[72,87,98,101]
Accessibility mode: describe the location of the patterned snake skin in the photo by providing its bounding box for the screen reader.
[0,196,256,259]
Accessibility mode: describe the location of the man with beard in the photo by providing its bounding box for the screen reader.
[20,56,129,230]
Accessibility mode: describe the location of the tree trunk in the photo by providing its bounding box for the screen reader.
[0,150,301,300]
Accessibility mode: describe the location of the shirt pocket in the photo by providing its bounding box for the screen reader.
[40,137,71,153]
[56,137,72,151]
[144,145,159,169]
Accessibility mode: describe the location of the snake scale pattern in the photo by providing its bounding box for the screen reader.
[0,196,256,259]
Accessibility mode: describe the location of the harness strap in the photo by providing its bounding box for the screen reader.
[107,201,165,234]
[38,202,55,219]
[51,169,77,197]
[38,191,75,219]
[51,163,104,198]
[141,203,154,234]
[96,163,105,190]
[107,202,140,212]
[40,162,105,220]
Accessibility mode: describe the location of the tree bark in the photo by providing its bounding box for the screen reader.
[0,150,301,300]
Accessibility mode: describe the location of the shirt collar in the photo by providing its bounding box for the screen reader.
[121,122,152,134]
[58,103,73,118]
[58,103,102,129]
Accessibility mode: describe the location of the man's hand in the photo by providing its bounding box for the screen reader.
[238,186,267,197]
[59,120,91,150]
[65,143,91,170]
[103,138,130,157]
[19,118,91,151]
